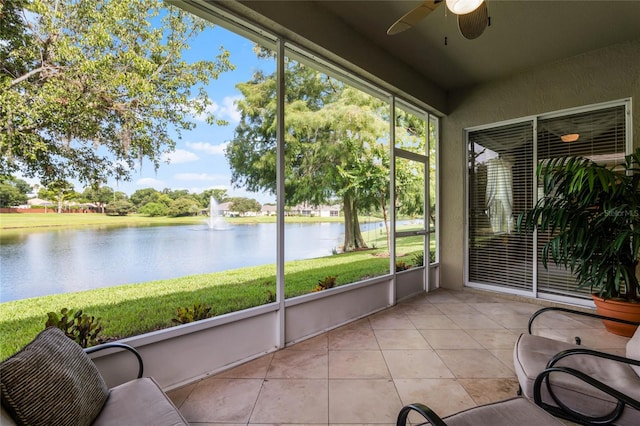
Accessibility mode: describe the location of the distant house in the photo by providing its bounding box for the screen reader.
[27,198,54,207]
[288,202,340,217]
[260,204,277,216]
[211,202,233,217]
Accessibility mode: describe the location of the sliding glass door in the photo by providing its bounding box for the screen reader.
[466,101,629,301]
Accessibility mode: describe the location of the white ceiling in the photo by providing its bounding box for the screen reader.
[316,0,640,91]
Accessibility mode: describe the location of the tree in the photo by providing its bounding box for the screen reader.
[167,197,200,217]
[130,188,162,208]
[105,199,134,216]
[227,60,391,251]
[138,202,168,217]
[200,188,228,206]
[81,185,117,213]
[1,0,234,187]
[38,180,77,213]
[0,176,31,207]
[228,197,261,215]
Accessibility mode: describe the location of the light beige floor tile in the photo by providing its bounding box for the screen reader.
[215,354,273,379]
[407,314,461,329]
[328,326,380,350]
[374,329,431,350]
[329,350,390,378]
[419,329,483,349]
[394,378,476,418]
[167,382,196,407]
[447,314,504,329]
[287,334,329,351]
[250,379,328,424]
[382,349,454,379]
[466,329,519,349]
[394,303,443,315]
[369,312,416,329]
[471,302,540,316]
[266,349,327,379]
[434,303,480,315]
[487,348,516,372]
[172,289,611,425]
[179,378,263,423]
[329,379,401,424]
[423,291,466,303]
[437,349,515,378]
[458,378,520,405]
[486,313,531,330]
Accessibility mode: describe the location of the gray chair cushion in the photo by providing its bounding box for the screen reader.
[626,326,640,377]
[443,397,564,425]
[0,327,109,426]
[514,333,640,424]
[93,377,188,426]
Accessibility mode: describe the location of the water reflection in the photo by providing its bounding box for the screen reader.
[0,222,372,302]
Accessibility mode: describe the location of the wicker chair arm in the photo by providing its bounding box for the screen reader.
[397,403,447,426]
[84,342,144,379]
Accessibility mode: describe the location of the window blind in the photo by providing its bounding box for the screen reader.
[536,105,627,298]
[467,121,534,291]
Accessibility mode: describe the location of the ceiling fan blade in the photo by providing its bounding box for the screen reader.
[387,0,443,35]
[458,1,489,39]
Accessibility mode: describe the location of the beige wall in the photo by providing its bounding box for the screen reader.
[439,39,640,290]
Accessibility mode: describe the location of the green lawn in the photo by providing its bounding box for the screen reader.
[0,213,426,358]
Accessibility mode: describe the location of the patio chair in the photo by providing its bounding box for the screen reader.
[1,327,188,425]
[397,397,565,425]
[513,307,640,425]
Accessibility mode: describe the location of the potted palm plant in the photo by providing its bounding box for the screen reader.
[517,148,640,336]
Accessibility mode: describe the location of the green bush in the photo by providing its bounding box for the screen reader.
[139,202,169,217]
[105,200,134,216]
[45,308,103,348]
[314,275,337,292]
[172,303,213,324]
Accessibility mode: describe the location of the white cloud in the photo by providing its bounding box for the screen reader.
[174,173,227,181]
[186,141,229,155]
[192,95,241,123]
[136,177,165,189]
[160,149,199,164]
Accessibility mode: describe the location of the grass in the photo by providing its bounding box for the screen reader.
[0,213,427,358]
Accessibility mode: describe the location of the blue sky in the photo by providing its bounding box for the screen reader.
[119,23,276,204]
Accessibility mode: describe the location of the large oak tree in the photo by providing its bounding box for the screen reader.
[1,0,233,186]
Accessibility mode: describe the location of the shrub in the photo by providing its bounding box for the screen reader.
[313,275,337,292]
[45,308,103,348]
[139,202,169,217]
[172,303,212,324]
[395,261,411,272]
[105,200,134,216]
[412,252,424,267]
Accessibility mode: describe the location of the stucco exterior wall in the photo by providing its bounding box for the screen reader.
[439,39,640,291]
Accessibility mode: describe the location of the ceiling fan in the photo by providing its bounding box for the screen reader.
[387,0,490,40]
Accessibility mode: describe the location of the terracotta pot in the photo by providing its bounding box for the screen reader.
[591,294,640,337]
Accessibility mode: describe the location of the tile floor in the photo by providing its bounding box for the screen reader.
[167,289,631,425]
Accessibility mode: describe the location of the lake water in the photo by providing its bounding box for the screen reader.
[0,221,386,302]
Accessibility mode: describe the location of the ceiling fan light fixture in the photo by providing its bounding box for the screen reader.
[561,133,580,143]
[446,0,483,15]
